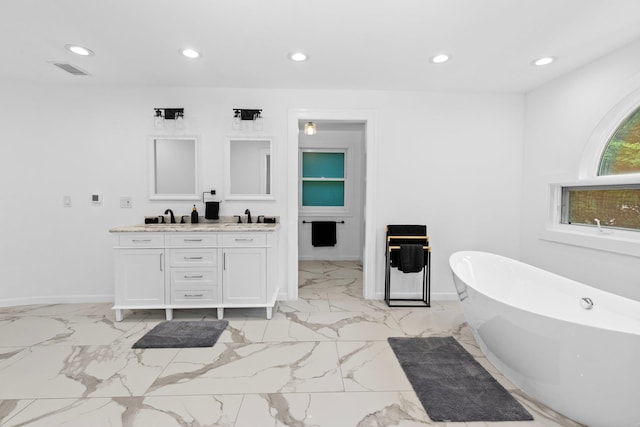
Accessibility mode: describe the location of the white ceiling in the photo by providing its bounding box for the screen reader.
[3,0,640,93]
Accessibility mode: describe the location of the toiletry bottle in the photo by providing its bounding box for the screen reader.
[191,205,199,223]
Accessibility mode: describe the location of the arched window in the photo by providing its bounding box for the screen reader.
[561,105,640,232]
[599,106,640,175]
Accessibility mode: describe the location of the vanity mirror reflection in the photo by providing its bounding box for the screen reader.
[149,136,199,200]
[225,137,273,200]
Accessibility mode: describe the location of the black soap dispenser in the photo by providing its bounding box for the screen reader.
[191,205,199,224]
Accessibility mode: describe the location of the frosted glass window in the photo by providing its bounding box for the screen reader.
[302,181,344,206]
[303,153,344,178]
[301,151,346,207]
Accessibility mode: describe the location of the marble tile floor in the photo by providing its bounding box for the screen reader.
[0,261,583,427]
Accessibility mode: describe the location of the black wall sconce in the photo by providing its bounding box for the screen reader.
[234,108,262,120]
[154,108,185,130]
[232,108,263,131]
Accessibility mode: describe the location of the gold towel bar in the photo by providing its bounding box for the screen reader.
[389,245,431,252]
[387,235,429,241]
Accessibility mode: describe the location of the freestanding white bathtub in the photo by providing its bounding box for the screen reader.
[449,251,640,427]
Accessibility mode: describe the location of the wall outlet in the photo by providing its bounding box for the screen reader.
[120,196,132,208]
[63,195,72,207]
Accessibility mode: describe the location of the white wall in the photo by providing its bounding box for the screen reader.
[0,84,524,305]
[373,92,524,299]
[522,39,640,301]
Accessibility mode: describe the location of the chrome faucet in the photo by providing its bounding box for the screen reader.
[164,209,176,224]
[245,209,252,223]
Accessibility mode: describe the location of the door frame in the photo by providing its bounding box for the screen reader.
[286,109,378,300]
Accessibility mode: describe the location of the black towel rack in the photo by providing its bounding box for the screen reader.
[384,225,431,308]
[202,190,217,203]
[302,220,345,224]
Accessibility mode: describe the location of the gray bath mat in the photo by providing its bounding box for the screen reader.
[132,320,228,348]
[388,336,533,422]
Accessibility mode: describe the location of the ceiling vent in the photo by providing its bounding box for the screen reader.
[53,62,90,76]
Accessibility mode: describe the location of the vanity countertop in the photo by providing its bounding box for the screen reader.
[110,223,279,233]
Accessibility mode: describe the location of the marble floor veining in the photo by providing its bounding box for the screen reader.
[0,261,583,427]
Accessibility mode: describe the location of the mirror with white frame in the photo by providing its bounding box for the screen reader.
[225,137,273,200]
[149,136,199,200]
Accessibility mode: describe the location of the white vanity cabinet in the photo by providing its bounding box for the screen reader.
[220,233,270,318]
[113,234,166,322]
[165,233,220,320]
[111,225,279,321]
[222,247,266,305]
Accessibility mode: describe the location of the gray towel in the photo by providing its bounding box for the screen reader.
[398,244,424,273]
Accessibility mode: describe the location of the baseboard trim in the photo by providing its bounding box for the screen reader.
[0,294,114,308]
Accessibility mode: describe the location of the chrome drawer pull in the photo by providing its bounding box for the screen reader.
[132,239,152,243]
[184,239,203,242]
[184,275,204,279]
[184,256,203,260]
[234,238,254,242]
[184,293,204,298]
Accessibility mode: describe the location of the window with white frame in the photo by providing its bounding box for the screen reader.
[559,105,640,233]
[561,185,640,231]
[598,106,640,176]
[299,149,348,213]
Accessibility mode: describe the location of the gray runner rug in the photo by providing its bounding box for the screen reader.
[133,320,228,348]
[388,336,533,422]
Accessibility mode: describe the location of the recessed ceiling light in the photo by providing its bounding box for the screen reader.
[181,48,200,59]
[532,56,555,66]
[65,44,94,56]
[288,52,308,62]
[431,53,450,64]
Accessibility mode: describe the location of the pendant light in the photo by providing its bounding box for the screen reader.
[304,122,317,135]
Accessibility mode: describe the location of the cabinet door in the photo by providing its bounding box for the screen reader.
[222,248,266,305]
[116,249,165,306]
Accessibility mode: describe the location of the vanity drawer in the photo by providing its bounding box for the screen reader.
[221,233,266,247]
[170,268,217,286]
[171,287,218,305]
[119,234,164,247]
[169,249,217,267]
[168,234,216,247]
